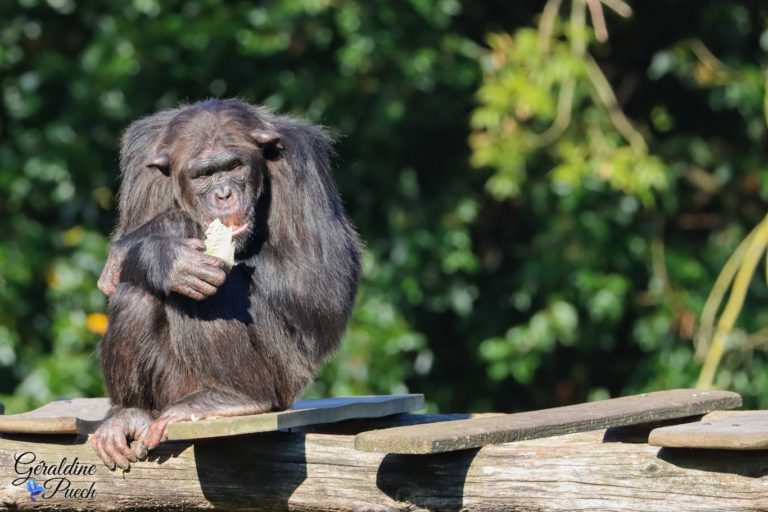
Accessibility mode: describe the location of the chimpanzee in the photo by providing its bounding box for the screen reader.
[91,99,362,470]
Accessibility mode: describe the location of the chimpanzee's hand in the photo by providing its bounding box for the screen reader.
[98,249,123,296]
[91,407,153,471]
[166,238,229,300]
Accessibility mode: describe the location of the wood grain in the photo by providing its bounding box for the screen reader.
[355,389,742,454]
[1,418,767,511]
[0,395,425,439]
[649,410,768,450]
[167,394,425,440]
[0,399,110,435]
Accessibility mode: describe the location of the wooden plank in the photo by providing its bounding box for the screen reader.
[167,394,424,440]
[354,389,742,454]
[649,410,768,450]
[0,395,424,439]
[0,398,110,435]
[3,423,768,511]
[702,409,751,420]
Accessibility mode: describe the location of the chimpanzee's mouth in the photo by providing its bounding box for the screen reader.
[213,205,255,240]
[229,222,251,237]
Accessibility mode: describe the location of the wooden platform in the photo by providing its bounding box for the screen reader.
[0,395,425,439]
[0,389,759,511]
[2,416,768,511]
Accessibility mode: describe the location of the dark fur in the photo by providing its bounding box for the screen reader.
[94,99,361,467]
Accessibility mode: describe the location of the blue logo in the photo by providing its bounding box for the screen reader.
[26,479,44,502]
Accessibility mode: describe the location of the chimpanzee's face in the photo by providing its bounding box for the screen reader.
[146,107,281,252]
[175,145,262,247]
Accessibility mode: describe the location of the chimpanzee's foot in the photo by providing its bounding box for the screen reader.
[140,392,273,453]
[91,407,154,470]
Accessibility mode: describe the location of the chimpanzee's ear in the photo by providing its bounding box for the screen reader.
[250,128,284,160]
[145,151,170,176]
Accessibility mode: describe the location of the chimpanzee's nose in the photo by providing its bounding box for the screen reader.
[214,185,233,205]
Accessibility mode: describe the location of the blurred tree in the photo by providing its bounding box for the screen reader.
[470,0,768,407]
[0,0,766,414]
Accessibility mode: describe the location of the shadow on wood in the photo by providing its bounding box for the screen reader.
[0,433,86,448]
[602,415,705,444]
[295,413,474,435]
[190,433,307,510]
[143,441,192,467]
[656,448,768,479]
[194,433,307,509]
[376,448,479,509]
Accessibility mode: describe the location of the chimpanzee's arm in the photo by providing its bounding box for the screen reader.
[98,210,228,301]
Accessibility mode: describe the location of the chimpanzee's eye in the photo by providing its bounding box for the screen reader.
[192,173,212,182]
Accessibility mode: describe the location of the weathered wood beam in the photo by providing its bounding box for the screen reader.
[355,389,742,453]
[0,395,425,439]
[650,410,768,450]
[1,415,767,511]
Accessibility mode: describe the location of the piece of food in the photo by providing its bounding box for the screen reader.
[204,219,235,266]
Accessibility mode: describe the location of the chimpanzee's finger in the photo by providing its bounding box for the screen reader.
[97,273,117,296]
[143,417,171,451]
[185,277,219,298]
[178,247,230,275]
[182,286,207,301]
[91,434,116,470]
[185,238,206,251]
[117,436,138,463]
[190,264,227,288]
[113,432,138,469]
[104,433,131,471]
[194,252,230,271]
[172,283,207,301]
[135,442,148,461]
[97,258,121,296]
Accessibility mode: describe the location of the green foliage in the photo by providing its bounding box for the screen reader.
[469,0,768,408]
[471,28,668,204]
[0,0,767,415]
